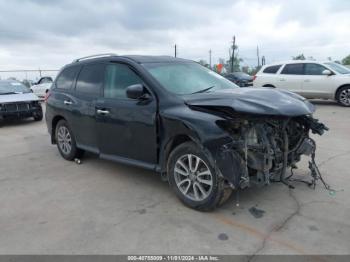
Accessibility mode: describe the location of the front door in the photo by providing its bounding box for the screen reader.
[302,63,335,99]
[277,63,304,94]
[96,63,158,165]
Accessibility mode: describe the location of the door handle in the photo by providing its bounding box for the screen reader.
[96,109,110,115]
[279,78,286,81]
[64,100,72,105]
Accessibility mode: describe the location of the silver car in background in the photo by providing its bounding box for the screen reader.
[0,80,43,123]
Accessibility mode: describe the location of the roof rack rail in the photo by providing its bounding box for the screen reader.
[72,53,117,63]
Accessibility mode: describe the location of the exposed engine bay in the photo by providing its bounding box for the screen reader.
[216,114,329,189]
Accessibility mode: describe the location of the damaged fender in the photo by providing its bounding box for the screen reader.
[158,104,245,187]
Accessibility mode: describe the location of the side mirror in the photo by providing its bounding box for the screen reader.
[126,84,148,100]
[322,69,332,76]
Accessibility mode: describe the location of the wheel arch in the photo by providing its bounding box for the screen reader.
[51,115,66,144]
[335,84,350,100]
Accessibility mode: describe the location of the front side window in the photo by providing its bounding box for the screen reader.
[76,64,105,96]
[263,65,281,74]
[143,62,238,95]
[281,63,304,75]
[104,64,143,99]
[304,63,327,75]
[56,66,80,89]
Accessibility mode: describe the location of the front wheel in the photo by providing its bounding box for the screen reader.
[33,105,43,121]
[336,86,350,107]
[167,142,227,211]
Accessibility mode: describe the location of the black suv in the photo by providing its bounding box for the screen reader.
[46,54,327,211]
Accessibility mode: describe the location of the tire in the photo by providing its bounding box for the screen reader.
[33,105,43,121]
[336,86,350,107]
[33,112,43,121]
[167,142,226,211]
[55,119,84,160]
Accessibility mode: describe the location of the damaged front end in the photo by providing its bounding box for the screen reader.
[216,114,328,189]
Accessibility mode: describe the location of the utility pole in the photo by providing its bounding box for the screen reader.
[257,46,260,67]
[262,56,266,66]
[209,49,212,69]
[231,36,235,73]
[174,44,177,58]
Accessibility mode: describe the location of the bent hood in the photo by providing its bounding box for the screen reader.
[184,88,315,117]
[0,92,39,103]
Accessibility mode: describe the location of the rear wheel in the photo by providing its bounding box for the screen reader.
[167,142,227,211]
[336,86,350,107]
[55,119,84,160]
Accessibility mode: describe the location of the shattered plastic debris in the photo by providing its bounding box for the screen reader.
[249,206,265,219]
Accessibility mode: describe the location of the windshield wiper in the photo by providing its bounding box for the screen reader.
[191,85,215,94]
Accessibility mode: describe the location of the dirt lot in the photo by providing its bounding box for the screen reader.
[0,101,349,255]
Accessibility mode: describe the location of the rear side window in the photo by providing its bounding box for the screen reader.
[56,66,80,89]
[76,64,105,96]
[104,64,143,99]
[281,63,304,75]
[263,65,281,74]
[304,63,327,75]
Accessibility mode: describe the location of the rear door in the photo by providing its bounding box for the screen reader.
[71,63,105,152]
[277,63,304,93]
[50,65,81,130]
[302,63,335,99]
[96,63,158,165]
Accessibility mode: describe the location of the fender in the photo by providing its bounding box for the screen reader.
[158,104,244,187]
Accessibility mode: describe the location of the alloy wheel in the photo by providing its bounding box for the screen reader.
[57,126,72,155]
[339,88,350,106]
[174,154,213,201]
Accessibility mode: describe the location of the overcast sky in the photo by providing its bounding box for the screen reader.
[0,0,349,75]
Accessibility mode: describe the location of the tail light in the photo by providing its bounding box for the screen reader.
[252,75,257,81]
[44,90,51,103]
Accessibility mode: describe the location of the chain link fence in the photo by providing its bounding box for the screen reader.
[0,69,59,87]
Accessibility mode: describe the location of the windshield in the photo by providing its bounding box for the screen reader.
[143,62,238,95]
[0,81,31,94]
[324,62,350,74]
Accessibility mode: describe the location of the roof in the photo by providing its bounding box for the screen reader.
[123,55,192,63]
[263,60,336,67]
[70,54,192,65]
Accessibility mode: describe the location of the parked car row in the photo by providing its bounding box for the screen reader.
[3,55,344,210]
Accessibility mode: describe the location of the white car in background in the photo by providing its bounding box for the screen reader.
[30,77,53,99]
[253,60,350,106]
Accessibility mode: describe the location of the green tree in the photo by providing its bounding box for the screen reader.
[292,54,306,60]
[342,55,350,65]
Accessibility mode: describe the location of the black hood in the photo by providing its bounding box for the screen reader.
[184,88,315,117]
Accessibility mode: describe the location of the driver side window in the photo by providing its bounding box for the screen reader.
[304,63,327,75]
[104,64,143,99]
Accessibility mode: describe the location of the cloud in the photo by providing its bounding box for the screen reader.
[0,0,349,74]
